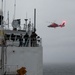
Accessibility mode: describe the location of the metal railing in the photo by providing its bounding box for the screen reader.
[6,37,42,47]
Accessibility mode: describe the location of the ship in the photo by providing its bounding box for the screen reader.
[0,1,43,75]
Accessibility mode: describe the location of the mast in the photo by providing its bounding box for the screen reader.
[0,0,5,75]
[13,0,16,20]
[4,0,6,22]
[34,8,36,32]
[0,0,3,27]
[24,13,28,31]
[7,11,9,29]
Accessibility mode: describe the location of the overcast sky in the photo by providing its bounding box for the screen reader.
[0,0,75,64]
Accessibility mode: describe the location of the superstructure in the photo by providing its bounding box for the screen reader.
[0,1,43,75]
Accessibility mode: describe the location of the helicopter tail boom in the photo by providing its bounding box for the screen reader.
[59,21,66,27]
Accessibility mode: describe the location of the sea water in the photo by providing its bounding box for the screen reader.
[43,63,75,75]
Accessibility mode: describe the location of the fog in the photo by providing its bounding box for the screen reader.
[0,0,75,64]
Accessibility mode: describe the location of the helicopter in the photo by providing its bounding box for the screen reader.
[47,21,66,28]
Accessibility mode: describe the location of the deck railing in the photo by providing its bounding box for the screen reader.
[6,37,42,47]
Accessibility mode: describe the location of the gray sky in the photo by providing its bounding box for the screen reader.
[0,0,75,64]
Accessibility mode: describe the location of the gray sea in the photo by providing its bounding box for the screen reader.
[43,63,75,75]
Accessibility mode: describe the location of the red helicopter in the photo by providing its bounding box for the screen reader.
[48,21,66,28]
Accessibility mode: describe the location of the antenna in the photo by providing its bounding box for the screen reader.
[24,13,28,30]
[13,0,16,20]
[34,8,36,32]
[0,0,3,27]
[24,12,28,31]
[7,11,9,29]
[28,18,31,35]
[4,0,6,21]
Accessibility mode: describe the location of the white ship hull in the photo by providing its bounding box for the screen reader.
[0,46,43,75]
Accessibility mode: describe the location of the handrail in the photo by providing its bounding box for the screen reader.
[5,37,42,47]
